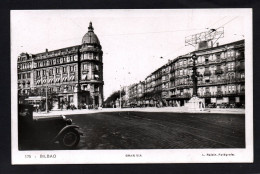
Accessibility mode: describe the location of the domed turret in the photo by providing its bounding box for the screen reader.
[82,22,100,45]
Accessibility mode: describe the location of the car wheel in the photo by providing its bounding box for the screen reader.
[59,129,80,149]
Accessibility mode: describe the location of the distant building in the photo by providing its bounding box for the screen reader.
[127,40,245,107]
[17,53,34,104]
[17,22,104,109]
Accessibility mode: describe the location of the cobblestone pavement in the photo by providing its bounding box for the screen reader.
[65,111,245,149]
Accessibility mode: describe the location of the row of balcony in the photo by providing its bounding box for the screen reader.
[168,91,245,99]
[35,48,79,60]
[80,47,101,53]
[129,87,245,100]
[165,57,244,73]
[146,68,243,83]
[144,77,245,91]
[167,78,245,89]
[197,78,245,85]
[165,70,244,82]
[197,91,245,98]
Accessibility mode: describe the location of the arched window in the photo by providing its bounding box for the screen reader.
[228,73,235,80]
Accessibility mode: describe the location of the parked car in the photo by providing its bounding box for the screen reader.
[18,104,83,150]
[207,103,216,108]
[219,103,228,108]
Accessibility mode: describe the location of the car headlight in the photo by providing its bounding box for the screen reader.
[62,115,66,120]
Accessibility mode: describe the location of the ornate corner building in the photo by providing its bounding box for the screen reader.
[128,39,245,107]
[17,22,104,108]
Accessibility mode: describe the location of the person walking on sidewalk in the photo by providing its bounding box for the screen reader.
[60,99,65,111]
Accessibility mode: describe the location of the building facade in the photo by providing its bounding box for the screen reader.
[17,53,34,103]
[17,22,104,109]
[127,40,245,108]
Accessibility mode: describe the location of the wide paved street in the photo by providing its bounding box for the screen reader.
[65,111,245,149]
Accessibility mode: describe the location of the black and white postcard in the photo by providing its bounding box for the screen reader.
[11,9,253,164]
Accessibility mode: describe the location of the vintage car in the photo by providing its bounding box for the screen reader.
[18,104,83,150]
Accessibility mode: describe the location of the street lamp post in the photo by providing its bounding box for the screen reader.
[186,53,205,111]
[191,53,198,96]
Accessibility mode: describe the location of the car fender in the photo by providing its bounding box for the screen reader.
[52,125,81,143]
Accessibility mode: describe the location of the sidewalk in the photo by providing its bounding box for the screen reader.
[33,107,245,117]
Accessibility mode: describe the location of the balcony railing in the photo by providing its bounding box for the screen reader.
[176,83,191,89]
[169,91,245,99]
[215,69,223,74]
[197,78,244,86]
[198,91,245,98]
[204,70,211,76]
[226,57,236,62]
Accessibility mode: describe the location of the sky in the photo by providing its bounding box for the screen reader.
[11,9,250,99]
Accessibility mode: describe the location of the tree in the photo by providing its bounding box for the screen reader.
[104,89,125,107]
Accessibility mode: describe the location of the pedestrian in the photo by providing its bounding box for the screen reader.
[61,99,65,110]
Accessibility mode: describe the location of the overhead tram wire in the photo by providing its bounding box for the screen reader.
[155,16,241,63]
[207,16,227,29]
[43,27,206,47]
[212,16,240,30]
[100,28,204,37]
[158,17,234,61]
[39,17,240,57]
[47,17,235,45]
[100,16,233,38]
[162,45,188,59]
